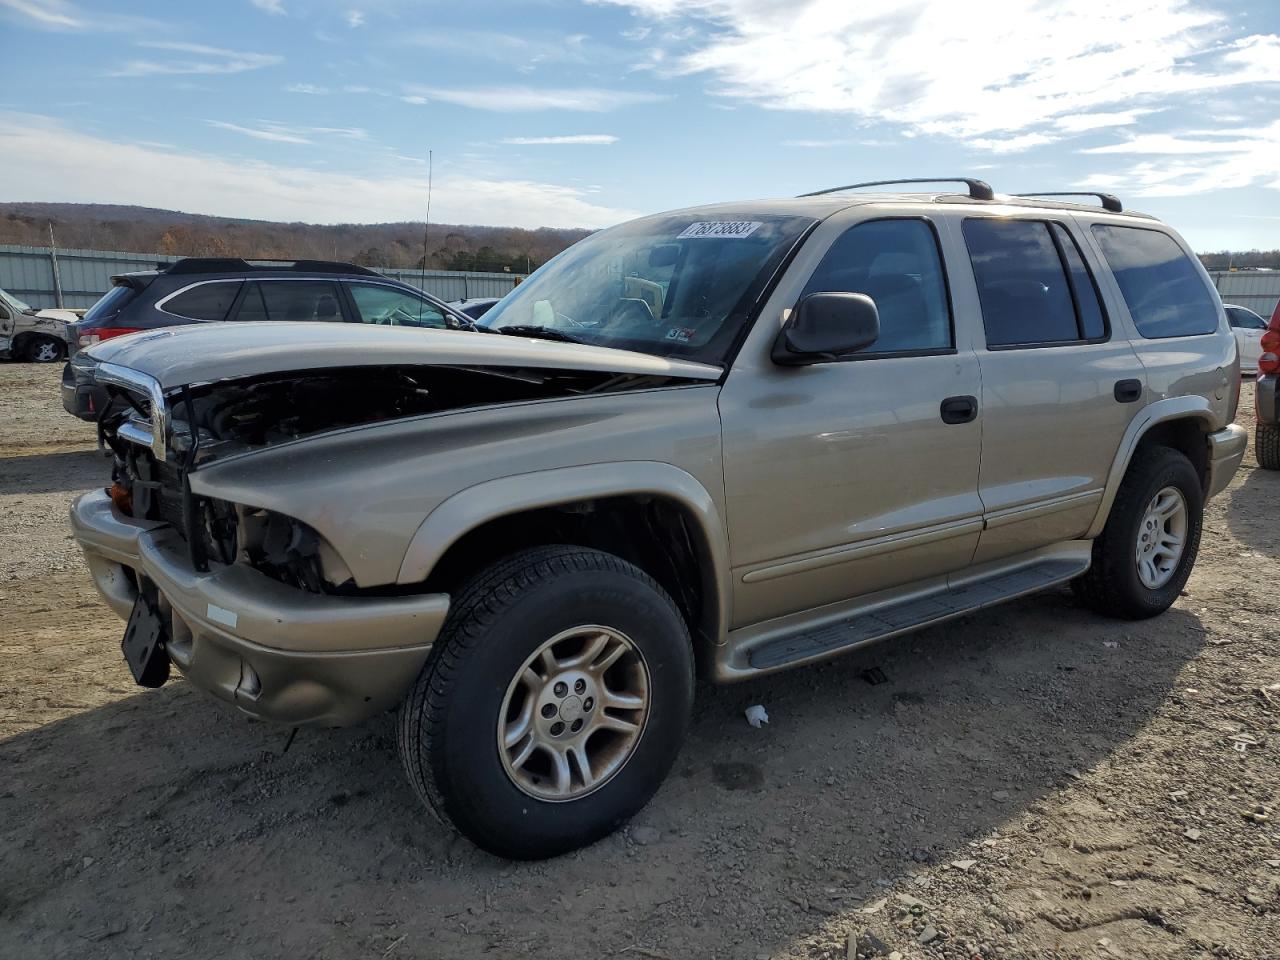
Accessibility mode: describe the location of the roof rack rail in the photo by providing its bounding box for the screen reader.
[1013,192,1122,213]
[164,257,382,277]
[798,178,995,201]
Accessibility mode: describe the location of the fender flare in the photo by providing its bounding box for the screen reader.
[396,461,732,646]
[1085,396,1217,539]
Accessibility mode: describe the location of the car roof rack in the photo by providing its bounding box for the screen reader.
[798,178,995,201]
[1013,191,1123,213]
[164,258,382,277]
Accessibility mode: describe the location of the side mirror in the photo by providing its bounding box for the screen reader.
[772,292,880,366]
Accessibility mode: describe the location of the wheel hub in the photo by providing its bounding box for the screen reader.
[498,625,650,802]
[1135,485,1188,589]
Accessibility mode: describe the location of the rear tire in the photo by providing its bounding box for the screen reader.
[22,335,64,363]
[1258,422,1280,470]
[397,545,694,860]
[1074,446,1203,619]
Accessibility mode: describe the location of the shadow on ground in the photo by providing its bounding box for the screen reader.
[1224,463,1280,555]
[0,588,1205,959]
[0,449,105,496]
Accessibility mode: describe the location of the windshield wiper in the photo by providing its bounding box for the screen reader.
[491,325,591,345]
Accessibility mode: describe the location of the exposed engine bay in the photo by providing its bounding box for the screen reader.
[96,363,694,595]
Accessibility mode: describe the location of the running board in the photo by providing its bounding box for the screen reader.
[746,557,1088,671]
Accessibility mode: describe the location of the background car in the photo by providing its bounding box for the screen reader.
[1224,303,1269,374]
[62,257,472,420]
[0,285,77,362]
[449,297,502,322]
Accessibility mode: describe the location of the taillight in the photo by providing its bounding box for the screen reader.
[1260,353,1280,376]
[1262,329,1280,354]
[77,326,142,348]
[1261,317,1280,375]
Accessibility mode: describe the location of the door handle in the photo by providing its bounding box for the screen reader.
[940,395,978,424]
[1113,379,1143,403]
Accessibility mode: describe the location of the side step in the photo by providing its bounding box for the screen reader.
[747,558,1088,671]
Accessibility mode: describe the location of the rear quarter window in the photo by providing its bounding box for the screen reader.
[162,281,243,321]
[1091,225,1218,338]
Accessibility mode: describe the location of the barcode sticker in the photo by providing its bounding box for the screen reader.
[677,221,763,239]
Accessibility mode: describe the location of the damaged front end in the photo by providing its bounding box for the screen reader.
[94,360,685,595]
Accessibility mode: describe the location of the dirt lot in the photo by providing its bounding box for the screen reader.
[1,363,1277,960]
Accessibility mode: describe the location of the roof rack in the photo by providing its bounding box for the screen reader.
[164,258,382,277]
[1013,192,1122,213]
[799,178,995,201]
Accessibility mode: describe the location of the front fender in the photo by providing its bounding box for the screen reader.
[1085,395,1218,539]
[396,460,732,647]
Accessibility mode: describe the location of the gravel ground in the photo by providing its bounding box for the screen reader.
[1,363,1277,960]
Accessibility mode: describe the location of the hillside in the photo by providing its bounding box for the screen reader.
[0,203,592,274]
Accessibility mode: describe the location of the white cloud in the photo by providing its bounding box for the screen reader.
[1077,120,1280,196]
[597,0,1280,143]
[251,0,285,14]
[0,0,80,27]
[110,41,282,77]
[205,120,370,144]
[346,9,364,27]
[500,134,619,145]
[403,85,667,112]
[286,83,329,95]
[0,113,636,229]
[1055,111,1149,133]
[967,133,1054,154]
[400,95,429,105]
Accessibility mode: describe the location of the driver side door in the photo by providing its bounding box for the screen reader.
[718,217,985,628]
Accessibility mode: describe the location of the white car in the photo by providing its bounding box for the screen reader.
[0,286,78,362]
[1225,303,1269,374]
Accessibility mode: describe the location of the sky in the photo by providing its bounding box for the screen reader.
[0,0,1278,251]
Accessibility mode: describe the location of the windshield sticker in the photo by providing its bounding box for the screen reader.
[664,327,695,343]
[677,221,763,240]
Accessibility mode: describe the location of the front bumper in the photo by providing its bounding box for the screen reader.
[1206,423,1248,498]
[71,489,449,726]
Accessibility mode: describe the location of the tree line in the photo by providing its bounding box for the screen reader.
[2,202,1276,274]
[0,203,593,274]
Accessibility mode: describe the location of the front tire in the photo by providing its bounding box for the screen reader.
[22,335,65,363]
[1258,422,1280,470]
[1074,446,1203,619]
[397,545,694,859]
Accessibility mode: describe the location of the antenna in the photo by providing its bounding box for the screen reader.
[419,149,433,314]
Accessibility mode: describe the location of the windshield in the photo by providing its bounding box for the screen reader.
[483,212,815,363]
[1,288,34,313]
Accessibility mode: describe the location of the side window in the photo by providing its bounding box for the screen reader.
[962,220,1079,347]
[1051,223,1108,340]
[800,219,951,354]
[1091,225,1218,338]
[163,281,242,321]
[1227,307,1266,330]
[237,281,342,323]
[347,283,445,328]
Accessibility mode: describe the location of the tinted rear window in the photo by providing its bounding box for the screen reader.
[164,281,243,321]
[1091,226,1218,338]
[83,283,138,324]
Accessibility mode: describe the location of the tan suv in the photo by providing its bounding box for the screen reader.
[70,179,1246,859]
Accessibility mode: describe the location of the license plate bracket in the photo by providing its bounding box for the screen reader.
[122,594,170,688]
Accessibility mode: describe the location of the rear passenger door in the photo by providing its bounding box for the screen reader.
[235,280,345,323]
[957,217,1145,565]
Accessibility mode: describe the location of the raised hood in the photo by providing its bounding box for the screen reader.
[86,321,722,388]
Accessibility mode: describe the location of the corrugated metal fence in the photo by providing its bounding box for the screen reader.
[1209,271,1280,322]
[0,244,525,310]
